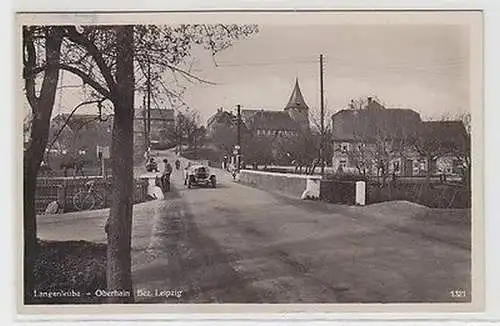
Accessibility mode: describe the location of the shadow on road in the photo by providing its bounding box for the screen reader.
[132,184,268,303]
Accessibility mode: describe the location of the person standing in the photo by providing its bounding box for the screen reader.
[229,161,237,180]
[144,146,151,163]
[223,155,228,170]
[160,158,173,193]
[184,161,191,185]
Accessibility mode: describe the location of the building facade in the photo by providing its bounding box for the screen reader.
[331,98,469,177]
[49,113,113,160]
[133,107,175,152]
[206,78,311,141]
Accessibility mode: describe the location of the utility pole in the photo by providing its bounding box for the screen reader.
[146,58,152,149]
[142,95,147,150]
[320,54,325,176]
[236,104,241,170]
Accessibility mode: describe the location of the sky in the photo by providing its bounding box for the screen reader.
[48,23,470,125]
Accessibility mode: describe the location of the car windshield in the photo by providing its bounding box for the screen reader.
[195,167,207,174]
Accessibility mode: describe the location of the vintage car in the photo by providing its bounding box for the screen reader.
[187,164,216,188]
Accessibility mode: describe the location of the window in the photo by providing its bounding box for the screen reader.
[393,161,400,172]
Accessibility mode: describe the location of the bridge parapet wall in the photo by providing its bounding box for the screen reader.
[238,169,320,199]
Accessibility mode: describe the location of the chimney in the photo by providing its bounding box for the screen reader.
[367,97,373,104]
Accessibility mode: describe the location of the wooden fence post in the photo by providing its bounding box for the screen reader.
[56,181,66,213]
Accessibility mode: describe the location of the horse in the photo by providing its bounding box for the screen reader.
[59,156,86,177]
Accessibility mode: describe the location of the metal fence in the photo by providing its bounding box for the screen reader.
[366,180,471,209]
[35,176,149,214]
[320,180,357,205]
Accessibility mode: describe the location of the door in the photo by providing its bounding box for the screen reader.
[403,159,413,177]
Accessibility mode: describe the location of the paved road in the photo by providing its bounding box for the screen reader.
[38,150,471,303]
[131,152,471,303]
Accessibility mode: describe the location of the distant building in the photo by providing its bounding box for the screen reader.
[50,107,176,162]
[206,78,311,140]
[330,98,469,177]
[50,113,113,159]
[418,120,469,176]
[134,108,175,147]
[206,108,237,138]
[242,78,310,136]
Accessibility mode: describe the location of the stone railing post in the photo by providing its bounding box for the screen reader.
[355,181,366,206]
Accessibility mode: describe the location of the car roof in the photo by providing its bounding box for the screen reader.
[190,164,209,169]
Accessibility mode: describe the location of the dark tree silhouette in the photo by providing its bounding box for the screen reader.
[22,24,258,303]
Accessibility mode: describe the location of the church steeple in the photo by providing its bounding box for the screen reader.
[284,78,310,130]
[284,77,309,111]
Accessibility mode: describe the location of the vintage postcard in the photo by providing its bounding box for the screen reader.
[16,10,484,317]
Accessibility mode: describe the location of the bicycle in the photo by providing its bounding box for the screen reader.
[72,180,105,211]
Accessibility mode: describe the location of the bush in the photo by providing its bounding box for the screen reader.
[31,240,107,304]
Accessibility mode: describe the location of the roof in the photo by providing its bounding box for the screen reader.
[190,164,209,169]
[284,78,309,111]
[52,113,113,132]
[419,120,469,152]
[331,105,422,141]
[135,108,174,120]
[240,109,263,123]
[246,110,302,131]
[207,109,235,127]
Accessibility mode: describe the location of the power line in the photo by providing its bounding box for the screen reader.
[215,59,318,68]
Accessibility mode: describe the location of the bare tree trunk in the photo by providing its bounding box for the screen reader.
[23,27,63,304]
[106,25,135,303]
[424,155,433,185]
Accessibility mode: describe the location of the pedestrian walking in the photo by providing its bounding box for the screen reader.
[229,162,237,180]
[184,162,191,185]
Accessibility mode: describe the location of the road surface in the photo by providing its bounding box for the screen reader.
[37,151,471,303]
[131,152,471,303]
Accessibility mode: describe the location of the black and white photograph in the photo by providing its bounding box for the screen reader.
[17,11,483,314]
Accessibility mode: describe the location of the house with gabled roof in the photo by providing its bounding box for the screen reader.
[50,113,113,158]
[330,97,469,178]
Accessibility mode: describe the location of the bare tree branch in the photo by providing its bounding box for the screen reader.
[27,63,112,100]
[166,63,217,85]
[65,26,117,93]
[46,99,106,153]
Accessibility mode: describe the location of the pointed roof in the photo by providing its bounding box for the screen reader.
[284,78,309,111]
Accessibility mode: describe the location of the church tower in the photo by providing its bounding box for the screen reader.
[284,78,310,129]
